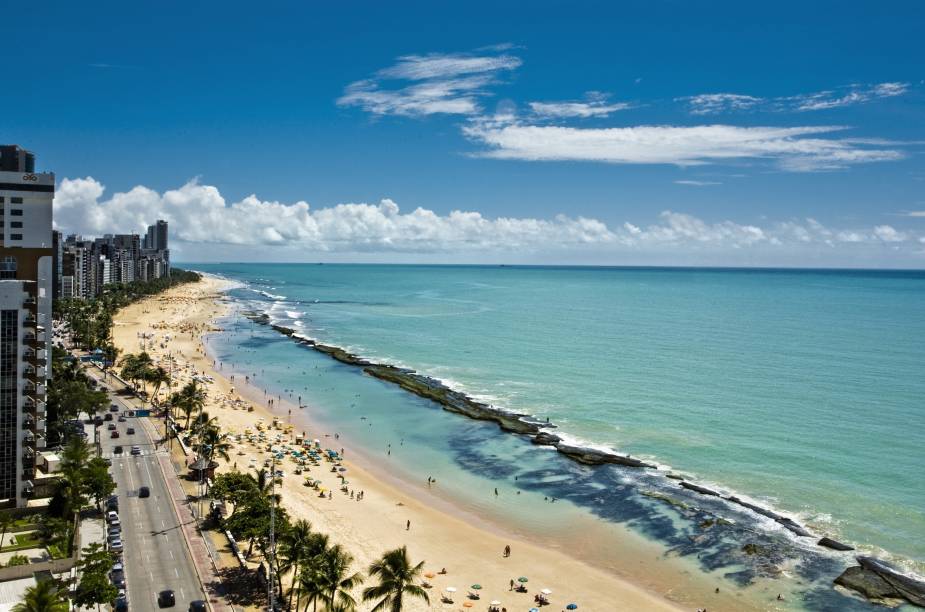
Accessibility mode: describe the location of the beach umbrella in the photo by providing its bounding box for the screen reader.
[566,604,578,610]
[530,609,540,612]
[540,588,552,595]
[424,572,435,579]
[518,576,529,583]
[462,603,473,608]
[445,587,457,593]
[470,584,482,590]
[489,601,501,606]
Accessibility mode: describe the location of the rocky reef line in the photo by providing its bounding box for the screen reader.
[236,310,925,609]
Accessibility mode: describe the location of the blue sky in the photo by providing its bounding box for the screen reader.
[5,1,925,266]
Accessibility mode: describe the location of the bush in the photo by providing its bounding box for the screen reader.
[6,554,29,567]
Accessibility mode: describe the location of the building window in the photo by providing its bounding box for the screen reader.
[10,197,22,204]
[0,222,4,228]
[10,234,22,241]
[0,197,4,202]
[10,210,22,217]
[10,222,21,228]
[0,257,14,279]
[1,309,18,499]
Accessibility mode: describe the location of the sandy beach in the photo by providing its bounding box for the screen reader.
[110,275,743,612]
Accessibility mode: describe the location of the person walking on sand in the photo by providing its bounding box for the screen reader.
[504,544,510,557]
[509,578,514,591]
[406,519,411,530]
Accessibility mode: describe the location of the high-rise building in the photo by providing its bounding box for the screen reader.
[0,144,53,507]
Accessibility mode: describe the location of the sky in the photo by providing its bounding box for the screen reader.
[4,0,925,267]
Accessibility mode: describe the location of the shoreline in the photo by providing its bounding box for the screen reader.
[113,275,718,612]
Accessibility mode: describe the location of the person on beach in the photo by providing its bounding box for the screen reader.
[406,519,411,530]
[504,544,510,557]
[509,578,514,591]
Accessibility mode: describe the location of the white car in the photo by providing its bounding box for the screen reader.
[107,511,119,523]
[109,538,123,552]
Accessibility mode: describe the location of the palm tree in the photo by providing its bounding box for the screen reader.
[145,366,171,406]
[174,381,206,429]
[362,546,429,612]
[279,519,314,610]
[12,579,70,612]
[196,425,231,465]
[252,468,281,503]
[316,544,363,612]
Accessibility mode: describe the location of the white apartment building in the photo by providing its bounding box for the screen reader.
[0,145,53,507]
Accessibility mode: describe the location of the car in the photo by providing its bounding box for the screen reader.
[139,486,150,498]
[111,430,120,438]
[108,525,121,536]
[118,416,126,422]
[113,596,128,612]
[130,446,141,455]
[110,569,126,588]
[189,600,207,612]
[107,423,116,430]
[110,404,119,412]
[126,427,135,435]
[113,445,123,455]
[104,413,113,421]
[106,510,118,522]
[158,590,176,608]
[103,457,112,465]
[109,517,121,529]
[109,538,123,552]
[106,496,119,512]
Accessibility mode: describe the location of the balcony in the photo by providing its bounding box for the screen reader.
[23,297,36,307]
[22,468,35,480]
[23,447,34,460]
[22,481,34,496]
[22,416,34,429]
[23,431,34,443]
[24,366,46,379]
[36,419,45,431]
[23,332,45,345]
[35,435,46,450]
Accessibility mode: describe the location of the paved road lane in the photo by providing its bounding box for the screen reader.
[97,385,205,612]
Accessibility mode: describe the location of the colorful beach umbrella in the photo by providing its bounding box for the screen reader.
[424,572,435,578]
[566,604,578,610]
[518,576,529,583]
[540,588,552,595]
[462,603,473,608]
[530,608,540,612]
[470,584,482,590]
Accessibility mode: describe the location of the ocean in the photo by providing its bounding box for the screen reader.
[192,263,925,609]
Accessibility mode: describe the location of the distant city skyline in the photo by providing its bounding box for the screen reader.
[4,1,925,267]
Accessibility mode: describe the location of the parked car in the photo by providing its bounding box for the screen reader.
[110,404,119,412]
[107,423,116,430]
[127,427,135,435]
[113,597,128,612]
[109,538,123,552]
[108,528,121,539]
[106,510,119,522]
[139,486,150,498]
[113,445,123,455]
[104,413,113,421]
[188,600,207,612]
[110,567,126,589]
[131,446,141,455]
[158,590,176,608]
[111,431,120,438]
[106,496,119,512]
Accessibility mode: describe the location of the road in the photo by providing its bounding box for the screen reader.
[94,375,206,612]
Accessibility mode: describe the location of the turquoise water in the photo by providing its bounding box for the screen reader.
[194,263,925,605]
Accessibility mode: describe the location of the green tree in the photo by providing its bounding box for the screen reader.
[75,543,117,612]
[316,544,363,612]
[170,380,206,430]
[362,546,429,612]
[7,554,29,566]
[279,519,314,610]
[145,366,171,406]
[82,457,116,510]
[209,471,259,517]
[11,579,69,612]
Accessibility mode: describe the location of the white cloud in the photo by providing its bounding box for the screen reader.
[681,82,911,115]
[529,93,630,118]
[674,180,722,186]
[52,177,924,266]
[680,93,763,115]
[463,119,903,171]
[337,50,520,117]
[902,210,925,217]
